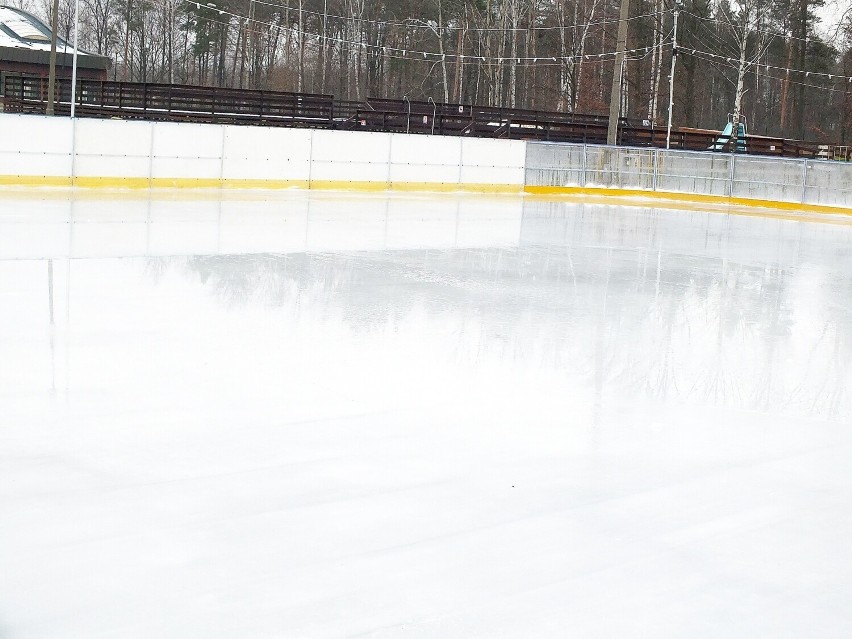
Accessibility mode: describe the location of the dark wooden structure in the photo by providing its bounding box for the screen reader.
[1,75,821,158]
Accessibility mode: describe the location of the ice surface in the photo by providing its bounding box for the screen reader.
[1,190,852,638]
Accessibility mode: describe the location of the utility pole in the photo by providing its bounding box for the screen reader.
[607,0,630,145]
[666,10,678,149]
[46,0,60,116]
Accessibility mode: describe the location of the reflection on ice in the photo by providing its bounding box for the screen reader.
[113,196,851,421]
[0,192,524,259]
[2,191,852,638]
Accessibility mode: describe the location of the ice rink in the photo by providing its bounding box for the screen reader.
[1,190,851,638]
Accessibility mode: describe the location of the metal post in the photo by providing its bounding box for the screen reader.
[428,97,436,135]
[652,148,658,191]
[70,0,80,118]
[729,153,736,198]
[666,10,678,150]
[606,0,630,145]
[404,96,410,134]
[70,117,77,185]
[46,0,60,115]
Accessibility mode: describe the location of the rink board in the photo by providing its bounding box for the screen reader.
[1,112,851,214]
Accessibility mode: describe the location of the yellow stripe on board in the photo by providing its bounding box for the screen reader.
[2,175,851,220]
[0,176,523,194]
[74,177,153,189]
[308,180,523,194]
[523,185,852,218]
[0,175,73,187]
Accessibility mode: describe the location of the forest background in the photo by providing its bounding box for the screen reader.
[7,0,852,142]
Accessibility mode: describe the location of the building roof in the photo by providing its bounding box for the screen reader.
[0,5,109,70]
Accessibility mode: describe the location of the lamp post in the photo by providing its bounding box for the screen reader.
[70,0,80,118]
[46,0,60,115]
[665,11,679,150]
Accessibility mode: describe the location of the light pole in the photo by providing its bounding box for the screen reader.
[665,11,679,150]
[70,0,80,118]
[46,0,60,115]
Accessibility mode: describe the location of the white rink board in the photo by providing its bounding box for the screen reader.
[152,121,223,159]
[309,158,390,183]
[389,134,463,184]
[462,137,526,168]
[0,113,72,155]
[74,154,151,179]
[74,118,151,157]
[151,156,222,180]
[222,126,312,181]
[310,130,391,184]
[0,113,527,188]
[390,133,462,166]
[0,151,73,177]
[4,112,851,209]
[0,114,72,177]
[310,129,391,164]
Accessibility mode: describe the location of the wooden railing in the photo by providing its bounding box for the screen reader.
[1,75,821,158]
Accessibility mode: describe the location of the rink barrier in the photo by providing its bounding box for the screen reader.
[524,143,852,215]
[1,112,851,214]
[0,113,525,193]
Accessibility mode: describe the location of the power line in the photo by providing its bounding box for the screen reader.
[176,0,669,65]
[681,9,820,45]
[681,47,852,83]
[198,0,671,34]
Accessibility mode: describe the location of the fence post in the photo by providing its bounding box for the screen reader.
[307,130,314,189]
[581,143,587,187]
[801,159,808,204]
[652,148,658,191]
[219,125,226,188]
[148,121,155,189]
[728,153,736,198]
[386,132,393,189]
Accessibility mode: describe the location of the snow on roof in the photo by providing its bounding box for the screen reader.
[0,6,71,53]
[0,5,109,68]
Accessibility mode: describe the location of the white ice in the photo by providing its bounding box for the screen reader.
[1,191,851,638]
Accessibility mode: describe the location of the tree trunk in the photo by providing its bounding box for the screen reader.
[437,0,449,102]
[730,13,750,151]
